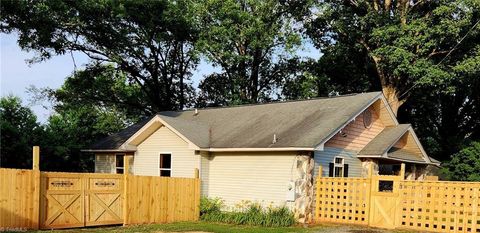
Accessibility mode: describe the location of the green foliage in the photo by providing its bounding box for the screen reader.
[442,141,480,181]
[1,0,199,111]
[0,96,43,168]
[200,196,224,216]
[305,0,480,161]
[306,0,480,109]
[200,197,295,227]
[52,64,147,120]
[196,0,313,105]
[40,105,128,172]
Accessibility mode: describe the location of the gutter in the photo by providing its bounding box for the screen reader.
[81,149,137,153]
[197,147,315,152]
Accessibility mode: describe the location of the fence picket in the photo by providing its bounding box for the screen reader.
[314,165,480,233]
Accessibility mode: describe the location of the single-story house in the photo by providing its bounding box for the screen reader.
[84,92,440,222]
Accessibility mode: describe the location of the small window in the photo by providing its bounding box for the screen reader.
[334,157,344,177]
[115,154,124,174]
[159,153,172,177]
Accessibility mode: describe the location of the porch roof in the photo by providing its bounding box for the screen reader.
[358,124,411,156]
[386,147,426,163]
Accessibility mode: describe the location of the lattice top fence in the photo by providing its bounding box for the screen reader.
[314,164,480,233]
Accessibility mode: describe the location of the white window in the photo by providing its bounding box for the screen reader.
[159,153,172,177]
[333,157,344,177]
[115,154,124,174]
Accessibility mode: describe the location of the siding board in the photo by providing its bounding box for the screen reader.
[201,152,298,209]
[325,106,385,151]
[134,125,199,178]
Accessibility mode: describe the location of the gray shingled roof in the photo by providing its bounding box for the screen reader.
[358,124,411,156]
[158,92,382,148]
[88,117,153,150]
[88,92,382,150]
[387,147,425,163]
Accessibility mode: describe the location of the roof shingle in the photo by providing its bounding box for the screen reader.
[358,124,411,156]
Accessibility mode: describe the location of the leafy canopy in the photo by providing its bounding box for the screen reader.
[306,0,480,114]
[0,96,42,169]
[442,141,480,181]
[1,0,200,112]
[196,0,313,106]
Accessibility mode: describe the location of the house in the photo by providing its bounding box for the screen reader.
[84,92,439,221]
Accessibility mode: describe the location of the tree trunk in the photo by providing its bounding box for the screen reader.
[382,86,405,116]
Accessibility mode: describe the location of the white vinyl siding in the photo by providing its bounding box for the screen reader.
[200,151,298,209]
[313,147,363,178]
[95,154,115,173]
[134,125,199,178]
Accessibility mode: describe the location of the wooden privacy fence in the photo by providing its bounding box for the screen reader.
[315,164,480,233]
[0,147,200,230]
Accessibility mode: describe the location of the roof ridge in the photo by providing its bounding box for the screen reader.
[159,91,382,114]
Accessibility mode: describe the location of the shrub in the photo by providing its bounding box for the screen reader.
[200,196,223,216]
[442,141,480,181]
[199,197,296,227]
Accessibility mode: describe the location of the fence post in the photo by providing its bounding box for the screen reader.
[399,163,405,180]
[393,163,406,229]
[123,155,133,226]
[367,162,373,226]
[194,168,201,220]
[194,168,199,178]
[32,146,41,229]
[315,165,322,221]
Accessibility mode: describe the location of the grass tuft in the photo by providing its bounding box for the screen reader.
[200,197,296,227]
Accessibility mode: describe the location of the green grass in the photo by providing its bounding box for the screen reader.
[13,221,417,233]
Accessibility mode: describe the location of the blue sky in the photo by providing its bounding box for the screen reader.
[1,33,321,123]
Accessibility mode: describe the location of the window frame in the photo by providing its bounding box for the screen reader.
[159,152,172,177]
[333,156,344,177]
[115,154,125,174]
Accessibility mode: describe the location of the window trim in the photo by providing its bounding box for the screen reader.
[159,152,172,177]
[115,154,125,174]
[333,156,344,177]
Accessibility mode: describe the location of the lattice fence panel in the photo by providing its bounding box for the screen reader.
[398,181,480,233]
[315,177,371,225]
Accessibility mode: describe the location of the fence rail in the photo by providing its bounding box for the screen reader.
[314,165,480,233]
[0,147,200,230]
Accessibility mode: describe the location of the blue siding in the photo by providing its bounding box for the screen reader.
[313,147,363,178]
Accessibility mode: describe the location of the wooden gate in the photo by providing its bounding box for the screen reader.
[369,175,401,229]
[40,172,123,229]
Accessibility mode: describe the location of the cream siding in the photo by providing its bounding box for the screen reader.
[95,154,115,173]
[200,151,298,209]
[134,125,199,178]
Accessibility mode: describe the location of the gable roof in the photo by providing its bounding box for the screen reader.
[157,92,382,149]
[358,124,411,156]
[86,92,384,151]
[86,117,153,151]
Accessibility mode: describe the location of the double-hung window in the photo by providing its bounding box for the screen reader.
[333,157,344,177]
[159,153,172,177]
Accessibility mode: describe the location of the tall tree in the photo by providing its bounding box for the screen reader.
[307,0,480,114]
[48,64,147,120]
[196,0,313,105]
[0,96,42,169]
[1,0,199,112]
